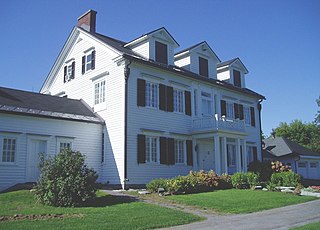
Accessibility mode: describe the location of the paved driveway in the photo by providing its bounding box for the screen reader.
[162,199,320,230]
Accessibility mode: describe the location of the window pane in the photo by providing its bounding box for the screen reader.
[145,82,158,108]
[2,138,16,162]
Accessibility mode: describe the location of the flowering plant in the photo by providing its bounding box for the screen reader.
[303,186,320,193]
[271,161,291,173]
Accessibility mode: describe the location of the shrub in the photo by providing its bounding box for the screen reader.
[271,161,291,173]
[34,149,98,207]
[231,172,259,189]
[268,171,301,189]
[248,160,273,182]
[147,170,221,195]
[217,173,233,189]
[146,178,169,193]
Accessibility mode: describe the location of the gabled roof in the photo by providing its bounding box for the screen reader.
[124,27,180,48]
[123,53,265,100]
[0,87,103,124]
[217,57,249,74]
[174,41,221,62]
[41,26,264,100]
[263,137,320,158]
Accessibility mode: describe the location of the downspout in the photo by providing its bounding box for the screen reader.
[258,99,264,162]
[124,59,132,190]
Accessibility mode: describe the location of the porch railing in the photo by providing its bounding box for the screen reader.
[192,115,245,133]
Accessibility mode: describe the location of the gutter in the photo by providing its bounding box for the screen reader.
[258,99,264,161]
[124,59,132,190]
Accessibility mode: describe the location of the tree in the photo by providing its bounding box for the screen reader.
[273,120,320,153]
[315,96,320,124]
[34,149,98,207]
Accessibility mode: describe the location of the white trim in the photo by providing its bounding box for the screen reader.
[90,71,109,81]
[83,46,95,54]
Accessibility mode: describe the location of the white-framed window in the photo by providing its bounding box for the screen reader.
[247,146,254,163]
[145,136,159,163]
[145,81,159,108]
[174,89,184,113]
[57,138,73,153]
[310,162,317,168]
[298,162,306,168]
[226,101,234,119]
[244,106,251,125]
[86,53,93,71]
[94,80,106,105]
[175,140,185,164]
[201,91,212,116]
[1,137,16,163]
[227,144,236,167]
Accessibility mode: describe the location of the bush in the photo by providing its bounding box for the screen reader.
[231,172,259,189]
[248,160,273,182]
[146,178,168,193]
[271,161,291,173]
[217,173,233,189]
[147,170,221,195]
[34,149,98,207]
[268,171,301,189]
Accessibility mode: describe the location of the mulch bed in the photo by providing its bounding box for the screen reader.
[0,213,84,222]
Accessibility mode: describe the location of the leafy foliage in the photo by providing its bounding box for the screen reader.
[230,172,259,189]
[34,149,98,207]
[273,120,320,153]
[268,171,301,189]
[271,161,291,173]
[146,178,169,193]
[146,170,222,195]
[248,160,273,182]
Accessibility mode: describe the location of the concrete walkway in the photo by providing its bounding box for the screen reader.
[103,190,320,230]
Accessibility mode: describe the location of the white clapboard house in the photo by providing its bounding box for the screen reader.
[0,10,265,190]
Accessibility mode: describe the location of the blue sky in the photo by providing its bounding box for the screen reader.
[1,0,319,136]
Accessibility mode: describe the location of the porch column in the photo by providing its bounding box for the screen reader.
[236,138,241,172]
[223,136,228,174]
[214,135,221,174]
[192,138,197,170]
[243,140,248,172]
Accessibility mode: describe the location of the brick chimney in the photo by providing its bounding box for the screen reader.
[77,10,97,33]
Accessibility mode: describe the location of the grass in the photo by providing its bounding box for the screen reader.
[291,221,320,230]
[166,189,318,214]
[0,190,202,229]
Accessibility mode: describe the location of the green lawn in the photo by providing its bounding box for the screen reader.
[166,189,318,214]
[291,221,320,230]
[0,190,202,230]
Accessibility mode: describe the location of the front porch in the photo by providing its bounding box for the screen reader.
[192,134,248,175]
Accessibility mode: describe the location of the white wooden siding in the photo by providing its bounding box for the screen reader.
[0,113,102,191]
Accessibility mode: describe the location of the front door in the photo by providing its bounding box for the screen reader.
[27,139,47,182]
[199,143,214,171]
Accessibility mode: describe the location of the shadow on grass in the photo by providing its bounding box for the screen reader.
[83,194,139,207]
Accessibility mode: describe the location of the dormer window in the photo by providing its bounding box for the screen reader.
[155,41,168,64]
[199,57,208,77]
[233,70,241,87]
[63,61,75,83]
[82,50,96,74]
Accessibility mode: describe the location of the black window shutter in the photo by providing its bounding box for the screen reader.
[221,100,227,116]
[159,84,166,111]
[91,50,96,70]
[253,146,258,161]
[167,138,175,165]
[166,86,174,112]
[186,140,193,166]
[137,134,146,164]
[160,137,168,165]
[199,57,209,77]
[155,41,168,65]
[185,91,191,116]
[82,55,86,74]
[233,70,241,87]
[137,79,146,107]
[63,66,67,83]
[250,107,256,127]
[239,104,244,120]
[234,103,239,119]
[70,61,75,79]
